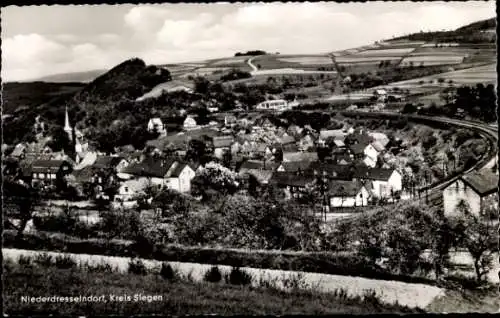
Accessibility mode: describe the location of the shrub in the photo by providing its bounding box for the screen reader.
[363,289,383,307]
[160,263,177,281]
[3,258,15,272]
[281,272,307,290]
[18,255,33,268]
[226,267,252,286]
[128,258,148,275]
[54,255,77,269]
[204,266,223,283]
[84,262,115,273]
[34,253,53,267]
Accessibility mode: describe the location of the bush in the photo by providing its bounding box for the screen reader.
[128,258,148,275]
[204,266,223,283]
[226,267,252,286]
[84,262,115,273]
[54,255,77,269]
[18,255,33,268]
[34,253,53,267]
[160,263,177,281]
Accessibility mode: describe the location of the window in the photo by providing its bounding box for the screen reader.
[124,187,129,193]
[39,173,45,179]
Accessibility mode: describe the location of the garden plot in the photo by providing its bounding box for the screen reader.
[278,56,334,65]
[400,56,465,67]
[355,48,416,56]
[3,248,445,309]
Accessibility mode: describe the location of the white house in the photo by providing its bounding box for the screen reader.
[183,115,198,130]
[147,118,166,135]
[255,99,298,112]
[443,170,498,217]
[355,168,402,199]
[328,181,369,208]
[119,158,196,194]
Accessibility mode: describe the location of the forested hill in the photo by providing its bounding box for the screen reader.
[391,17,496,43]
[3,58,172,148]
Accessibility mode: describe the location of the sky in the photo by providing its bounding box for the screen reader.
[1,1,496,82]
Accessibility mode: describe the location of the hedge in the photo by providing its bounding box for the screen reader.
[3,230,438,286]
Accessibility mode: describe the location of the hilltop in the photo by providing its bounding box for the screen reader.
[3,58,172,149]
[391,17,496,43]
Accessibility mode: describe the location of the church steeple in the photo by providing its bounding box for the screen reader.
[64,106,72,140]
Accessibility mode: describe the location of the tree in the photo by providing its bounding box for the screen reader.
[191,162,241,201]
[4,181,40,239]
[185,139,208,164]
[448,201,496,283]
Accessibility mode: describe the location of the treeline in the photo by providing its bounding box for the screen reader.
[234,50,267,57]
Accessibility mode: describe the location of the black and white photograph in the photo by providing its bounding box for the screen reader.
[1,1,498,315]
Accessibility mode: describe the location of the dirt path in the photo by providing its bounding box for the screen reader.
[4,248,444,309]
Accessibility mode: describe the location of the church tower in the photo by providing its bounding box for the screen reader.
[64,106,72,141]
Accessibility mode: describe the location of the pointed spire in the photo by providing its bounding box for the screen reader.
[64,106,72,133]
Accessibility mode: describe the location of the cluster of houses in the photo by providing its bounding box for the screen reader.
[3,107,408,211]
[6,103,496,216]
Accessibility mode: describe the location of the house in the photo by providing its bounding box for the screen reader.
[183,115,198,130]
[147,118,166,135]
[212,135,235,159]
[282,151,318,162]
[287,124,304,137]
[29,159,73,187]
[349,143,378,167]
[120,157,196,193]
[278,135,296,146]
[306,162,354,180]
[270,171,316,199]
[371,141,386,153]
[255,99,291,111]
[224,115,237,127]
[10,143,27,159]
[241,169,274,185]
[254,117,275,129]
[443,170,498,217]
[374,89,388,102]
[354,167,402,199]
[319,129,346,144]
[238,160,279,174]
[368,132,390,148]
[114,178,151,203]
[298,135,315,152]
[328,180,369,208]
[277,161,313,173]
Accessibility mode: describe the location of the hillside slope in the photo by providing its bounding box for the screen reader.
[391,17,496,43]
[3,58,172,148]
[34,70,108,83]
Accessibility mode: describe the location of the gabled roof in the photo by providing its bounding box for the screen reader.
[243,169,274,184]
[371,141,385,152]
[349,143,368,155]
[213,135,234,148]
[149,117,163,125]
[329,180,365,197]
[354,167,396,181]
[320,129,345,140]
[11,144,27,157]
[368,132,390,147]
[283,151,318,162]
[279,135,296,145]
[31,160,68,173]
[270,171,315,187]
[165,162,193,178]
[460,170,498,196]
[279,161,313,172]
[121,157,177,178]
[93,156,125,169]
[306,162,353,180]
[333,139,346,147]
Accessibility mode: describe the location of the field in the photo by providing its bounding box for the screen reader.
[251,54,336,71]
[374,63,496,92]
[3,255,423,315]
[400,56,465,67]
[3,248,445,309]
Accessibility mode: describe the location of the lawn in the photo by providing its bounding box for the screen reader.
[3,259,421,315]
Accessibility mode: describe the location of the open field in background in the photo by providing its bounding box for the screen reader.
[355,48,416,56]
[360,63,496,98]
[400,56,465,67]
[251,54,336,71]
